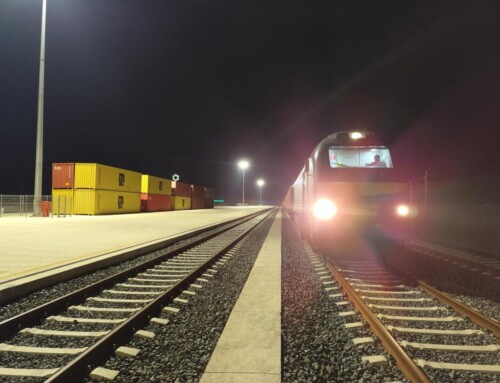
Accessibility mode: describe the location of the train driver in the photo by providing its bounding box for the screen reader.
[366,154,387,167]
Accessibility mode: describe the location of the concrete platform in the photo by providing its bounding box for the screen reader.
[0,206,269,303]
[200,211,281,383]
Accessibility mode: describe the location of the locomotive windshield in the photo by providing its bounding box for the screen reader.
[329,146,393,168]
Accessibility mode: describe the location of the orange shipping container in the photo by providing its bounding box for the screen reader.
[140,194,171,212]
[171,181,191,197]
[191,197,204,209]
[192,185,204,199]
[52,163,75,189]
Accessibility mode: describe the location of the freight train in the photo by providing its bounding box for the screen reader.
[283,130,416,250]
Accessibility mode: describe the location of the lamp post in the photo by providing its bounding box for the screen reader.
[238,160,249,205]
[256,179,265,205]
[33,0,47,216]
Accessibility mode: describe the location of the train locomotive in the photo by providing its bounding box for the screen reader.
[284,130,416,250]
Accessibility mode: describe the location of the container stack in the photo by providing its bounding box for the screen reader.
[73,163,141,215]
[52,162,215,216]
[141,175,172,212]
[52,163,75,215]
[171,181,192,210]
[191,185,205,209]
[52,163,142,215]
[204,187,215,209]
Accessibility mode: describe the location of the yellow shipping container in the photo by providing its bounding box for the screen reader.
[74,189,141,215]
[141,175,172,195]
[171,196,191,210]
[74,163,141,192]
[52,189,74,215]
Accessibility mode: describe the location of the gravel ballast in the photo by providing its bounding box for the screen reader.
[0,218,254,323]
[80,211,278,383]
[281,216,408,383]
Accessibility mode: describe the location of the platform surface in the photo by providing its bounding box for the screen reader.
[200,211,281,383]
[0,207,268,298]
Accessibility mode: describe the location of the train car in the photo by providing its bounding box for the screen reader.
[284,130,416,250]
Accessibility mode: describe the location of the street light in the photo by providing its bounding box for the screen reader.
[34,0,47,216]
[238,160,249,205]
[256,179,265,205]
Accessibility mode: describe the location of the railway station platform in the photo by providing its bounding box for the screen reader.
[0,206,269,303]
[200,211,281,383]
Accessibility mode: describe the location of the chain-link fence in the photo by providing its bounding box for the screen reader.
[0,195,52,217]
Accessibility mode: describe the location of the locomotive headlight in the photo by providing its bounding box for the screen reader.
[350,131,365,140]
[313,199,338,220]
[396,204,410,217]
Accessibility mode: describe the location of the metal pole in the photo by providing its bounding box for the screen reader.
[33,0,47,217]
[242,169,245,205]
[259,187,262,205]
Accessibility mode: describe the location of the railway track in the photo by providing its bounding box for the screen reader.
[0,208,276,382]
[409,240,500,281]
[317,254,500,382]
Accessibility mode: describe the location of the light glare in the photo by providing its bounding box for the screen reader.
[396,204,410,217]
[313,199,337,220]
[257,179,265,187]
[238,160,249,170]
[350,131,364,140]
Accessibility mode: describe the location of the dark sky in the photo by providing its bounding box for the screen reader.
[1,1,500,203]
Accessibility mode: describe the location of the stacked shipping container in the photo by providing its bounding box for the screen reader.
[73,164,141,215]
[171,181,192,210]
[191,185,205,209]
[52,163,75,215]
[52,163,142,215]
[141,175,172,212]
[52,163,215,216]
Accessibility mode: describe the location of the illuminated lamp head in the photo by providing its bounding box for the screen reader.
[349,131,365,140]
[313,199,338,220]
[396,204,410,217]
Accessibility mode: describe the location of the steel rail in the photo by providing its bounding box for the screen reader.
[418,280,500,338]
[0,208,273,341]
[326,261,431,383]
[45,208,276,382]
[410,243,500,278]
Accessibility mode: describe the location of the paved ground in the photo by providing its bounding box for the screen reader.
[0,206,269,301]
[200,211,281,383]
[0,206,281,380]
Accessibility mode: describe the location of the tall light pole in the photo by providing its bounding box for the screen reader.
[34,0,47,216]
[238,160,249,206]
[256,179,265,206]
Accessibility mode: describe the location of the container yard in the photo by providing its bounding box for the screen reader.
[51,163,214,216]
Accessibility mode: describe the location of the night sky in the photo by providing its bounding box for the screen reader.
[1,1,500,203]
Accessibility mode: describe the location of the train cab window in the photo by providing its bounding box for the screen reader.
[329,147,393,168]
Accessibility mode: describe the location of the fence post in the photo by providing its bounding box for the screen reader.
[424,170,428,214]
[409,180,413,206]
